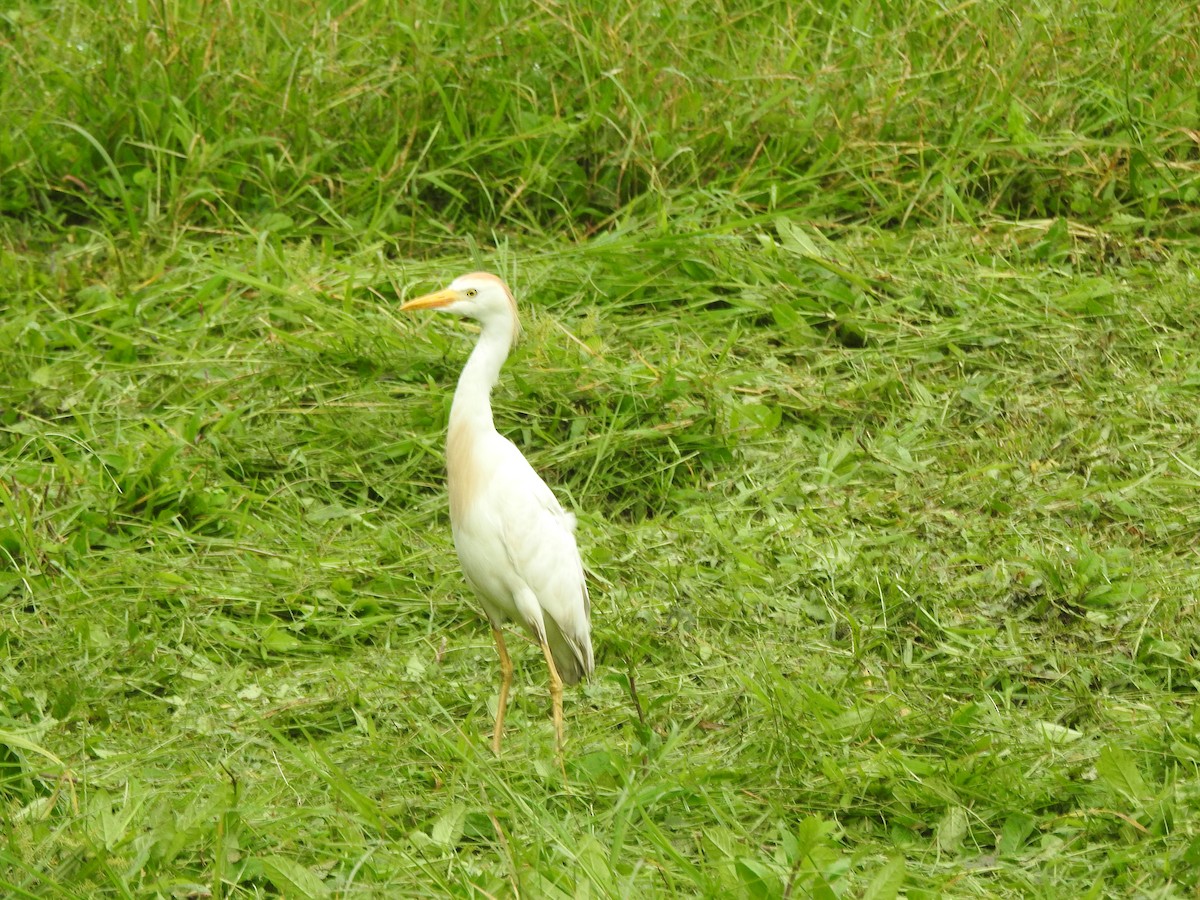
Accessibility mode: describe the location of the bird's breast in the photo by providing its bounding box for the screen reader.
[445,420,487,525]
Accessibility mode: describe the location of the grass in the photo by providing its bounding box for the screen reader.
[3,0,1200,897]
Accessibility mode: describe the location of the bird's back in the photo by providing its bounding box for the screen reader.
[448,424,593,684]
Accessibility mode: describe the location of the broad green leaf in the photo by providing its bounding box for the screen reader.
[863,857,905,900]
[258,855,331,899]
[936,806,968,854]
[431,802,467,848]
[1097,745,1149,804]
[999,813,1037,854]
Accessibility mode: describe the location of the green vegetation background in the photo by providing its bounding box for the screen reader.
[2,1,1199,896]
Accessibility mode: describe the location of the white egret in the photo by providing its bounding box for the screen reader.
[400,273,594,766]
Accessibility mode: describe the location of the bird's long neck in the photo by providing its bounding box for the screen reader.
[449,320,513,437]
[445,317,515,523]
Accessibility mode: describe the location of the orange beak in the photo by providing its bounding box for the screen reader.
[400,288,458,311]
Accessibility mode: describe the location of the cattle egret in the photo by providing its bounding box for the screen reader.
[400,273,594,768]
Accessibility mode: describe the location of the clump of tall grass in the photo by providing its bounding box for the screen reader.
[2,1,1197,246]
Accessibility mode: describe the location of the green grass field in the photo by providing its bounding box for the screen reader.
[3,1,1200,896]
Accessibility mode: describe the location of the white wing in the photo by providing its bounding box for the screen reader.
[451,431,594,684]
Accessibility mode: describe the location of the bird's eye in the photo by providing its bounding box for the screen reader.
[465,288,478,297]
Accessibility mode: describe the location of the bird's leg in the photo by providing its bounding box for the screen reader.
[538,639,567,778]
[491,627,513,756]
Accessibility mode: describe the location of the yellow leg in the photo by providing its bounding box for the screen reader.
[538,640,567,779]
[491,627,513,756]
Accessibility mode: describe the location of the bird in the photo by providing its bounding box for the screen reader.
[400,272,594,768]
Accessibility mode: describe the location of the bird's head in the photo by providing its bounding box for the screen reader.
[400,272,520,342]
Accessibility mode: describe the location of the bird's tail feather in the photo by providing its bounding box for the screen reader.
[544,615,594,686]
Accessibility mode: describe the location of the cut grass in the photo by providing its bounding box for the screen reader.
[4,0,1200,897]
[4,221,1200,896]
